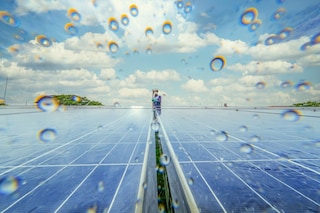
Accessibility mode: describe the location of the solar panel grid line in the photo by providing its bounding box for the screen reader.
[106,121,147,213]
[172,134,228,213]
[169,124,280,212]
[54,123,135,212]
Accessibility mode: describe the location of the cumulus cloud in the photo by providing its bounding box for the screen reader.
[181,79,208,92]
[100,68,116,80]
[135,69,180,81]
[118,87,150,98]
[14,0,66,15]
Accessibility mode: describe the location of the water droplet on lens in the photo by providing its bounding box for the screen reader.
[108,17,119,31]
[239,125,248,132]
[160,154,170,166]
[215,131,228,142]
[108,41,119,53]
[281,109,302,122]
[0,11,20,27]
[240,144,254,154]
[210,56,226,71]
[241,7,258,25]
[162,21,172,34]
[151,121,160,131]
[146,47,152,54]
[272,8,286,20]
[38,128,57,142]
[130,4,139,17]
[311,32,320,45]
[176,0,184,9]
[121,14,129,26]
[113,101,120,107]
[295,81,311,91]
[255,81,266,89]
[280,80,293,88]
[34,95,60,112]
[278,27,293,39]
[145,27,154,37]
[158,166,165,173]
[0,176,21,195]
[300,41,313,51]
[172,198,180,208]
[250,135,261,142]
[187,177,194,185]
[67,8,81,22]
[64,22,78,34]
[184,2,192,13]
[98,181,104,192]
[210,129,216,135]
[248,19,262,32]
[253,114,260,119]
[72,95,81,102]
[265,35,279,45]
[36,35,52,47]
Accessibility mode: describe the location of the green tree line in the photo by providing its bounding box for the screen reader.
[292,101,320,107]
[55,94,103,106]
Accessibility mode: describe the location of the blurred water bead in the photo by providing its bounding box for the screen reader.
[162,21,172,34]
[210,129,216,135]
[210,56,226,71]
[215,131,228,142]
[98,181,104,192]
[145,27,154,37]
[108,17,119,31]
[38,128,57,142]
[113,101,120,107]
[151,121,160,131]
[278,27,293,39]
[265,35,279,45]
[35,95,60,112]
[176,0,184,9]
[146,47,152,54]
[172,198,180,209]
[187,177,194,185]
[108,41,119,53]
[36,35,52,47]
[240,144,254,154]
[253,114,260,119]
[129,4,139,17]
[96,42,103,49]
[311,32,320,45]
[272,8,286,20]
[14,34,24,41]
[0,11,20,27]
[239,125,248,133]
[250,135,261,142]
[67,8,81,22]
[184,2,193,13]
[280,80,293,88]
[8,45,19,54]
[121,14,129,26]
[281,109,302,122]
[160,154,170,166]
[72,95,81,102]
[248,20,262,32]
[241,7,258,25]
[295,81,311,91]
[300,41,313,51]
[64,22,78,35]
[0,176,21,195]
[255,81,266,89]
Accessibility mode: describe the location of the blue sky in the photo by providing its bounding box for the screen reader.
[0,0,319,106]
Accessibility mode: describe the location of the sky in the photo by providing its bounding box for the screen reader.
[0,0,319,107]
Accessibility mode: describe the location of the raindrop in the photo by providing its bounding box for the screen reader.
[14,34,24,41]
[64,22,78,34]
[295,81,311,91]
[250,135,261,142]
[145,27,154,37]
[162,21,172,34]
[280,80,293,88]
[108,41,119,53]
[172,198,180,208]
[0,176,21,195]
[209,129,216,135]
[72,95,81,102]
[108,17,119,31]
[253,114,260,119]
[8,45,19,54]
[187,177,194,185]
[311,32,320,45]
[146,47,152,54]
[184,2,192,13]
[248,20,262,32]
[240,144,254,154]
[272,8,286,20]
[255,81,266,89]
[160,154,170,166]
[265,35,279,45]
[98,181,104,192]
[158,166,165,173]
[240,7,258,25]
[278,27,293,39]
[34,95,60,112]
[281,109,302,122]
[143,181,147,189]
[176,0,184,9]
[239,125,248,133]
[0,11,20,27]
[130,4,139,17]
[151,121,160,131]
[215,131,228,142]
[210,56,226,71]
[67,8,81,22]
[38,128,57,142]
[113,101,120,107]
[300,41,313,51]
[36,35,52,47]
[158,203,165,213]
[121,14,129,26]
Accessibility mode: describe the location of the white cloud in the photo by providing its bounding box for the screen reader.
[135,69,180,81]
[181,79,208,92]
[118,87,150,98]
[100,68,116,80]
[14,0,65,15]
[228,60,303,75]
